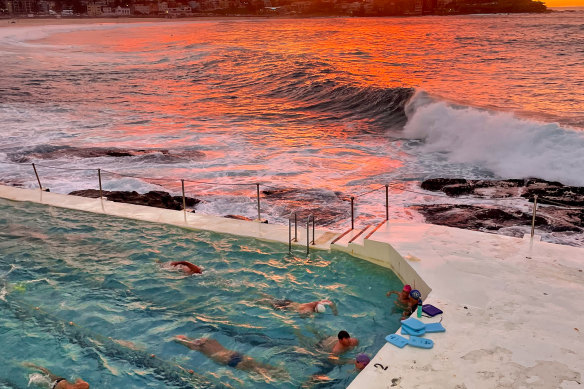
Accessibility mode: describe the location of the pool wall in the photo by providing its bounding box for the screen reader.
[1,184,583,389]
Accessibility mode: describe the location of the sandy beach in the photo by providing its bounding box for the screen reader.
[0,16,248,28]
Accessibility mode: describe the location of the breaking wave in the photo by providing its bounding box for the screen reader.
[403,91,584,186]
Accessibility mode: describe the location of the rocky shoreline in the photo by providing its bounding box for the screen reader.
[415,178,583,235]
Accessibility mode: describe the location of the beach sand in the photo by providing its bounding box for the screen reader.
[0,16,256,28]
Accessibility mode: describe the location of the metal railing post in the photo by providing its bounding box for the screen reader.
[32,163,42,191]
[311,214,315,245]
[351,196,354,230]
[294,213,297,242]
[306,216,310,256]
[98,168,103,199]
[289,217,292,253]
[181,179,186,217]
[530,194,538,238]
[385,184,389,221]
[256,183,261,222]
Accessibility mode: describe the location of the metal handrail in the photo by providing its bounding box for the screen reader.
[288,212,316,255]
[19,162,571,240]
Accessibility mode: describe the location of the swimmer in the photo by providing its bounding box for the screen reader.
[386,284,418,320]
[259,293,338,316]
[355,353,370,370]
[317,330,359,363]
[169,261,202,275]
[23,363,89,389]
[174,336,288,379]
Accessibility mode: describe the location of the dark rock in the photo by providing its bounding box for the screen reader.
[420,178,468,192]
[414,204,551,231]
[417,178,583,235]
[9,145,205,163]
[69,189,200,211]
[421,178,584,207]
[442,184,474,197]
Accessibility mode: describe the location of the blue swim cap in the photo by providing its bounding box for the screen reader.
[410,289,421,300]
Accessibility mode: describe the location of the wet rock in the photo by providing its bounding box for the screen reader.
[9,145,205,163]
[413,204,549,231]
[262,187,349,227]
[69,189,200,211]
[421,178,584,206]
[416,178,583,234]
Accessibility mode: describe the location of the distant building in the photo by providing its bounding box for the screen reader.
[133,3,151,14]
[87,3,103,16]
[115,5,131,14]
[6,0,35,15]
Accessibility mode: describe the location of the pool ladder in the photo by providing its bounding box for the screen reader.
[288,212,315,255]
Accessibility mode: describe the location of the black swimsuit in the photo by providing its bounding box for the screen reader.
[51,378,65,389]
[272,299,292,309]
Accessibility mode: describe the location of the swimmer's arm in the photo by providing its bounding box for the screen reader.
[22,363,60,381]
[323,301,338,315]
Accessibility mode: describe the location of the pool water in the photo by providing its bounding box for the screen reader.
[0,199,403,388]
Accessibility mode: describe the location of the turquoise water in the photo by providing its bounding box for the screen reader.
[0,199,402,388]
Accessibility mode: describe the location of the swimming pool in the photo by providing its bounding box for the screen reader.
[0,198,403,388]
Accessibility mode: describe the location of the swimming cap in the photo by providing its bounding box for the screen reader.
[410,289,421,300]
[356,353,370,367]
[403,284,412,293]
[315,303,326,313]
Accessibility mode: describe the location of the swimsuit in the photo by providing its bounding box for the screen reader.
[227,352,243,368]
[272,299,292,309]
[51,378,65,389]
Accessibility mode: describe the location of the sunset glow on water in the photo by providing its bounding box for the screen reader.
[1,13,583,245]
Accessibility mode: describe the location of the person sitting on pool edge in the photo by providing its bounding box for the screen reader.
[170,261,202,275]
[174,335,288,379]
[386,284,418,320]
[259,293,338,316]
[23,363,89,389]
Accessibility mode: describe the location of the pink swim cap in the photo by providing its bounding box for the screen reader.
[403,284,412,293]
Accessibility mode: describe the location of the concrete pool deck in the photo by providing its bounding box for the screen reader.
[1,184,583,388]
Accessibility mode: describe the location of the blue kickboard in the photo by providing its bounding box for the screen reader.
[385,334,409,348]
[401,317,425,331]
[409,335,434,349]
[425,322,446,333]
[401,325,426,336]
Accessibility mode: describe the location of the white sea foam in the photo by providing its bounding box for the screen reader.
[404,91,584,186]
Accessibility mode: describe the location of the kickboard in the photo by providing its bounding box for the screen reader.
[385,334,408,348]
[401,325,426,336]
[422,304,443,317]
[425,322,446,333]
[401,317,425,331]
[409,335,434,349]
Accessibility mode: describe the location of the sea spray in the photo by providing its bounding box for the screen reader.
[403,91,584,186]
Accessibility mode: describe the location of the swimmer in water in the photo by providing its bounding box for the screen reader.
[23,363,89,389]
[259,293,338,317]
[174,336,288,379]
[167,261,202,275]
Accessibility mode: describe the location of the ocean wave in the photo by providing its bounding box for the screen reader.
[403,90,584,186]
[269,80,414,129]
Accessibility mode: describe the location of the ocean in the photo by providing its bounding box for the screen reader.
[0,12,583,246]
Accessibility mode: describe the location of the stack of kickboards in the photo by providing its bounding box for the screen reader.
[385,307,445,349]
